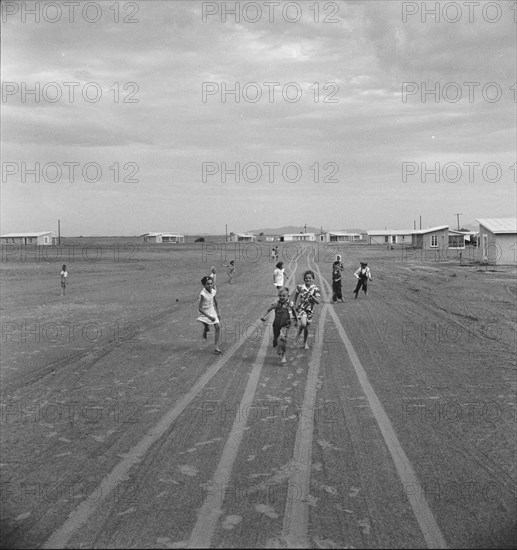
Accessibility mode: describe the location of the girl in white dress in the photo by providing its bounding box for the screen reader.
[273,261,289,291]
[196,276,222,354]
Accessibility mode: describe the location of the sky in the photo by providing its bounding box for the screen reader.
[1,0,516,236]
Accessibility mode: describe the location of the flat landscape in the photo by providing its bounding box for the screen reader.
[1,240,516,548]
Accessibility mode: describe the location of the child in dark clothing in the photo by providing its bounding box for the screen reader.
[261,287,298,364]
[353,261,372,298]
[331,255,344,302]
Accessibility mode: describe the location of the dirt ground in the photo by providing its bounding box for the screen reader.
[1,240,515,548]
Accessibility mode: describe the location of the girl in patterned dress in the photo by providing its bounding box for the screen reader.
[293,270,321,350]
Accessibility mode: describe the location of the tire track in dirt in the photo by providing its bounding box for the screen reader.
[43,259,300,548]
[186,258,300,548]
[312,260,448,549]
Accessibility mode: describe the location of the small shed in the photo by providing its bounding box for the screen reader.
[476,218,517,265]
[0,231,55,245]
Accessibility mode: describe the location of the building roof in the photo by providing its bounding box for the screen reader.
[449,229,478,235]
[367,229,414,236]
[368,226,448,236]
[141,232,184,237]
[1,231,53,237]
[283,233,316,237]
[412,225,449,235]
[322,231,361,236]
[476,218,517,234]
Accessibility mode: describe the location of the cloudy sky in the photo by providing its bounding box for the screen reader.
[1,0,515,236]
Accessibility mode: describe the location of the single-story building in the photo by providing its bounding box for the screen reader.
[226,233,256,242]
[476,218,517,265]
[411,226,449,250]
[0,231,55,245]
[368,226,449,250]
[282,233,316,242]
[448,230,467,249]
[141,232,185,243]
[367,229,413,245]
[448,230,478,249]
[318,231,362,243]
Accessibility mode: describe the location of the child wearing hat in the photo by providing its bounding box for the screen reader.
[353,262,372,299]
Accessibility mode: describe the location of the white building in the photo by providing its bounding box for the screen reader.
[282,233,316,242]
[476,218,517,265]
[0,231,55,245]
[226,233,256,242]
[318,231,362,243]
[141,232,185,243]
[367,229,413,245]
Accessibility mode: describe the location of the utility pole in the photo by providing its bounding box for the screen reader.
[304,223,307,233]
[454,213,462,231]
[58,219,61,245]
[419,215,422,230]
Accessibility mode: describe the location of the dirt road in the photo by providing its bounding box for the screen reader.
[1,242,515,548]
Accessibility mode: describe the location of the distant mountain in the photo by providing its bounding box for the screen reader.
[248,226,366,235]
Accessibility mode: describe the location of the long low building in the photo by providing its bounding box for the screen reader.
[367,229,415,246]
[368,226,449,250]
[282,233,316,242]
[0,231,55,245]
[141,232,185,243]
[226,233,256,242]
[318,231,362,243]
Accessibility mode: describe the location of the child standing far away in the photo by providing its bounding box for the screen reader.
[209,266,217,289]
[273,261,289,291]
[293,270,321,350]
[331,254,344,303]
[261,286,298,364]
[60,264,67,296]
[196,276,222,354]
[353,261,372,299]
[223,260,235,284]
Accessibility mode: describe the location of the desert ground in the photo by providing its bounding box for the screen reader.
[0,239,515,549]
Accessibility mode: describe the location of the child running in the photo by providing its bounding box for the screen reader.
[60,264,67,296]
[208,266,217,289]
[196,276,222,354]
[353,261,372,299]
[223,260,235,284]
[293,270,321,350]
[273,261,289,291]
[261,286,298,364]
